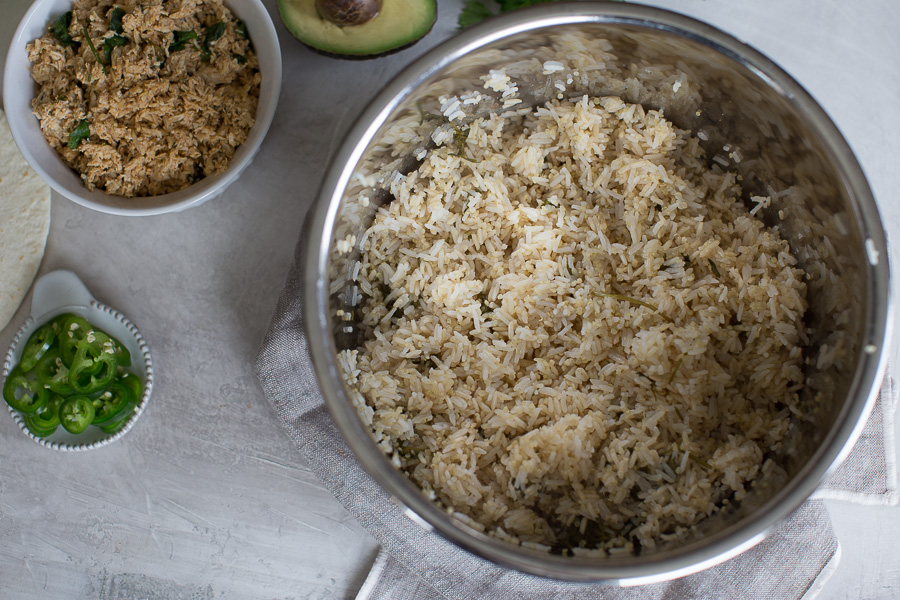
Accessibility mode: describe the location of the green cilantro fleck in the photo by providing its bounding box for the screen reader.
[67,120,90,150]
[416,100,443,125]
[102,34,127,64]
[478,292,493,315]
[82,27,107,74]
[200,21,226,60]
[450,124,476,162]
[109,7,125,34]
[458,0,626,29]
[667,356,684,385]
[169,30,198,53]
[690,455,713,470]
[50,12,77,47]
[205,22,226,45]
[457,0,494,29]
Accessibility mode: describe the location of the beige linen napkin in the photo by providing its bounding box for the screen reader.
[254,237,895,600]
[813,376,896,506]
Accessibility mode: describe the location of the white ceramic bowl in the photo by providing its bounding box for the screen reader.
[2,0,282,215]
[2,270,153,450]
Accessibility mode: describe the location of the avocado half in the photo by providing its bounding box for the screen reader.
[278,0,437,58]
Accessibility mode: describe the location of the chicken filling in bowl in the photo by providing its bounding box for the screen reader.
[27,0,260,197]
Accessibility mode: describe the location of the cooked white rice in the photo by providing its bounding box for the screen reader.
[338,94,808,555]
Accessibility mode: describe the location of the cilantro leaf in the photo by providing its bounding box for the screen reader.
[109,7,125,34]
[496,0,542,11]
[168,30,198,53]
[102,34,127,64]
[50,11,77,47]
[458,0,627,30]
[457,0,495,29]
[204,21,226,46]
[200,22,226,61]
[67,120,90,150]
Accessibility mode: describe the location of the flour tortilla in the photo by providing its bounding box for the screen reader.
[0,109,51,331]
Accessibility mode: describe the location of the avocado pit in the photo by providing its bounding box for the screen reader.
[316,0,382,27]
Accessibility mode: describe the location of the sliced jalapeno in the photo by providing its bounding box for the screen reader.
[49,313,78,334]
[24,413,58,437]
[3,365,50,414]
[7,311,142,440]
[35,348,75,395]
[59,315,93,367]
[91,381,132,424]
[98,415,130,434]
[26,393,63,436]
[20,324,56,372]
[69,332,118,395]
[118,372,143,401]
[59,395,95,434]
[109,334,132,368]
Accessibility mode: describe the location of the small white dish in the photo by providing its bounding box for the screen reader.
[2,270,153,450]
[2,0,282,215]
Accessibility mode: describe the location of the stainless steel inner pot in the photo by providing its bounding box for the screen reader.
[303,3,891,583]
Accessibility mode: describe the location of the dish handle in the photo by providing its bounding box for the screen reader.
[30,270,94,319]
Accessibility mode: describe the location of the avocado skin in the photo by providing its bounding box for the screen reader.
[278,0,437,58]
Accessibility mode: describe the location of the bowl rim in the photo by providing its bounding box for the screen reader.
[303,2,892,584]
[2,0,282,216]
